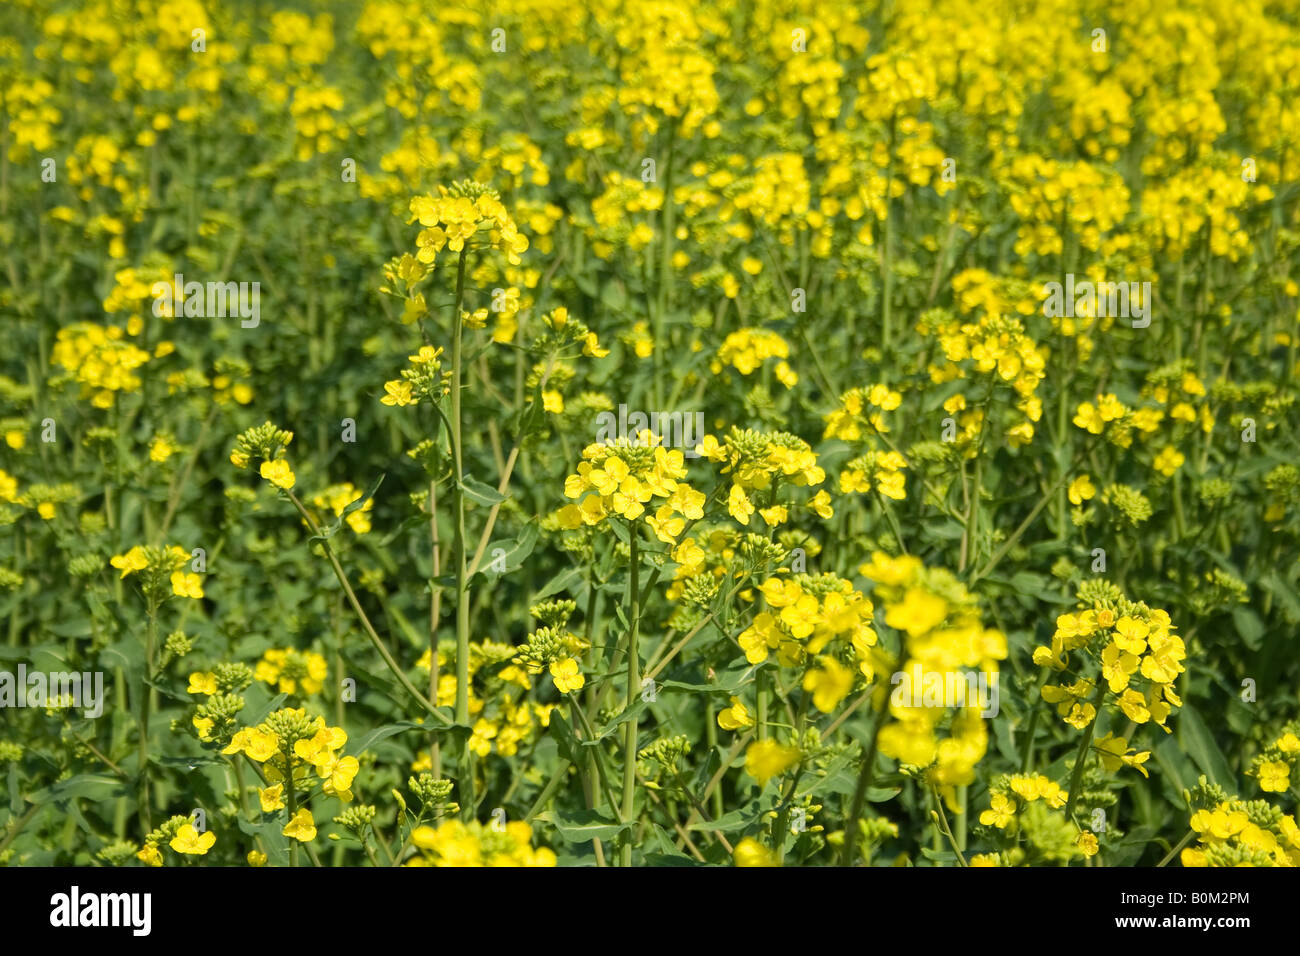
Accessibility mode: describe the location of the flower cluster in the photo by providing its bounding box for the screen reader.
[861,552,1007,802]
[110,544,203,605]
[408,180,529,266]
[1034,583,1184,742]
[230,422,296,490]
[405,819,556,867]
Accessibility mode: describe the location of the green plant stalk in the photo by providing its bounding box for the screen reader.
[137,607,158,832]
[0,801,41,857]
[1157,828,1196,867]
[929,784,968,866]
[284,748,299,868]
[1020,670,1053,772]
[285,491,446,724]
[654,121,678,411]
[1064,679,1109,822]
[840,698,888,866]
[620,528,641,867]
[427,476,442,779]
[881,111,897,353]
[448,247,475,819]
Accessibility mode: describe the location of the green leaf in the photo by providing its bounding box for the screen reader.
[311,473,385,542]
[1178,702,1234,788]
[458,475,507,507]
[244,693,288,726]
[587,698,651,744]
[533,567,583,601]
[346,720,433,757]
[238,815,289,867]
[548,709,582,764]
[686,800,768,834]
[1260,571,1300,624]
[536,808,630,843]
[1231,606,1265,651]
[511,379,548,443]
[473,521,538,578]
[27,773,124,805]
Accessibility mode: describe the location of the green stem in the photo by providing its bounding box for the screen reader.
[448,249,475,819]
[620,528,641,866]
[286,492,446,723]
[1064,679,1108,822]
[840,698,887,866]
[137,608,158,832]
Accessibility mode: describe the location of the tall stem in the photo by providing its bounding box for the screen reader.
[137,607,157,832]
[1064,679,1108,821]
[449,248,474,817]
[840,698,887,866]
[286,491,445,722]
[620,529,641,866]
[428,477,442,778]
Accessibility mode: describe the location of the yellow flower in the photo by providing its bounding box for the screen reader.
[883,588,948,637]
[136,844,163,867]
[802,657,854,713]
[733,836,778,866]
[1258,760,1290,793]
[282,808,317,842]
[1153,445,1185,477]
[149,435,177,462]
[170,571,204,600]
[169,824,216,855]
[259,458,296,490]
[548,658,584,694]
[320,754,360,800]
[247,850,268,867]
[110,546,148,578]
[809,490,834,519]
[259,784,285,812]
[717,696,754,731]
[223,727,279,762]
[186,671,217,695]
[979,792,1017,828]
[1067,474,1096,505]
[727,484,754,525]
[744,739,801,787]
[1076,831,1100,857]
[1094,733,1151,778]
[1073,402,1105,434]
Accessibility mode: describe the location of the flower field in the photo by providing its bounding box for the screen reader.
[2,0,1300,872]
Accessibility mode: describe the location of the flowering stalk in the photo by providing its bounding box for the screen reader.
[840,700,887,866]
[136,606,158,831]
[1064,678,1109,822]
[620,526,641,866]
[448,246,476,819]
[428,477,442,778]
[284,490,446,724]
